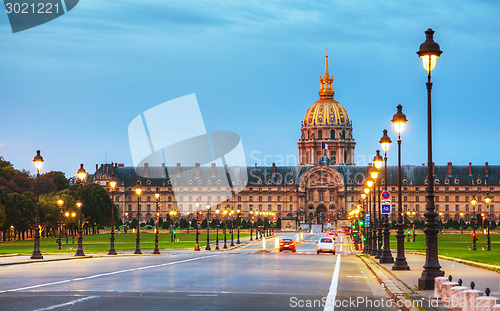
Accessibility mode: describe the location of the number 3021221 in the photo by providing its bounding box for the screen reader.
[5,2,60,14]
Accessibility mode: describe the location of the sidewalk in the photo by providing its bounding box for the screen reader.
[360,252,500,310]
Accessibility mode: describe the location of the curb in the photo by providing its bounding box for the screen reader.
[358,254,421,311]
[408,252,500,273]
[0,255,95,266]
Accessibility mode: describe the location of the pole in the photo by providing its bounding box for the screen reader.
[195,211,200,251]
[75,181,85,256]
[371,185,377,256]
[472,205,477,251]
[109,188,117,255]
[376,176,383,258]
[418,71,442,289]
[31,167,43,259]
[134,196,142,254]
[216,216,220,250]
[153,196,160,254]
[206,207,211,251]
[223,216,228,249]
[58,207,62,251]
[393,133,409,270]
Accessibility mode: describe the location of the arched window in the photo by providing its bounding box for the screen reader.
[342,129,345,139]
[168,196,172,202]
[268,196,271,202]
[331,130,335,139]
[238,196,242,202]
[259,196,262,202]
[147,196,151,202]
[277,196,281,202]
[318,130,323,140]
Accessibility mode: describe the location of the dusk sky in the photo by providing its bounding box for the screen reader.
[1,0,499,177]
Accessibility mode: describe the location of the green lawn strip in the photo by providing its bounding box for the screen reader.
[387,233,500,266]
[0,232,249,255]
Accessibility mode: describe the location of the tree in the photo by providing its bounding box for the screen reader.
[42,171,69,191]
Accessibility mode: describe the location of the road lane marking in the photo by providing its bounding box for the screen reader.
[0,255,219,293]
[32,295,98,311]
[324,254,341,311]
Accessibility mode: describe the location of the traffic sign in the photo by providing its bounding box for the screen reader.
[381,203,391,214]
[364,213,370,227]
[381,191,391,200]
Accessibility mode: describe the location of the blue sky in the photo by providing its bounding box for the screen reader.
[0,0,499,177]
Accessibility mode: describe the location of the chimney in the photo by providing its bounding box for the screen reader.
[115,163,117,169]
[195,163,200,179]
[161,163,166,177]
[485,162,489,177]
[211,163,216,177]
[272,162,276,176]
[432,162,435,176]
[447,162,452,177]
[144,163,148,177]
[469,162,472,176]
[111,162,114,175]
[96,164,98,172]
[177,163,181,177]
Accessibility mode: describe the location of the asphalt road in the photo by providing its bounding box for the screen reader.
[0,234,400,311]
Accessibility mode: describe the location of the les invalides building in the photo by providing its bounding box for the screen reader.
[92,55,499,228]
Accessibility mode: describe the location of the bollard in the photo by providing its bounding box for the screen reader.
[434,276,449,299]
[449,285,469,310]
[475,288,499,311]
[493,304,500,311]
[441,281,459,303]
[462,283,484,311]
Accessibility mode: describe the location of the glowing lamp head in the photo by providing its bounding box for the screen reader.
[206,204,211,210]
[65,212,70,217]
[370,167,379,180]
[109,177,117,190]
[216,208,220,214]
[223,209,228,215]
[373,150,383,169]
[76,200,83,209]
[417,28,442,73]
[77,164,87,182]
[195,202,200,208]
[366,178,374,188]
[33,150,44,172]
[484,194,492,205]
[363,187,370,195]
[392,105,408,134]
[154,192,159,199]
[57,196,64,207]
[71,212,76,217]
[361,193,366,200]
[135,187,142,196]
[237,209,240,213]
[379,129,392,152]
[470,196,478,207]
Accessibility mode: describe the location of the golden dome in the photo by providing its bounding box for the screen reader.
[304,99,350,126]
[303,54,350,126]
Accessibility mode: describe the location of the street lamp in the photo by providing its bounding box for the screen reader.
[391,105,410,270]
[459,212,464,234]
[417,28,443,289]
[153,189,160,254]
[134,184,142,254]
[31,150,44,259]
[236,208,241,244]
[108,176,118,255]
[367,176,376,256]
[470,196,478,251]
[485,194,492,251]
[363,186,371,254]
[371,161,382,258]
[195,202,200,251]
[56,195,64,251]
[75,164,86,257]
[223,208,228,249]
[249,210,254,241]
[361,190,368,253]
[230,209,235,246]
[206,204,211,251]
[215,207,220,250]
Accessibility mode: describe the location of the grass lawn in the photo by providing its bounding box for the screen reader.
[389,232,500,266]
[0,230,249,255]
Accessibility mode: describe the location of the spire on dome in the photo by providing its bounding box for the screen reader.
[319,52,334,99]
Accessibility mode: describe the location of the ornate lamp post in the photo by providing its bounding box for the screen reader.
[134,184,142,254]
[230,209,235,246]
[236,208,241,244]
[370,163,381,258]
[361,192,366,252]
[470,196,478,251]
[485,194,492,251]
[195,202,200,251]
[392,105,410,270]
[108,176,118,255]
[223,208,228,249]
[459,212,464,234]
[215,207,220,250]
[57,196,64,251]
[363,187,371,254]
[417,28,443,289]
[31,150,44,259]
[379,130,394,263]
[153,189,160,254]
[205,204,211,251]
[366,176,376,256]
[75,164,87,257]
[373,151,384,259]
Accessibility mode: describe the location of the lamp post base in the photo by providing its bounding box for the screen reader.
[379,250,394,263]
[31,250,43,259]
[418,268,443,290]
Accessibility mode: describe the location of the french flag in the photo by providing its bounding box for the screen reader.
[322,142,330,150]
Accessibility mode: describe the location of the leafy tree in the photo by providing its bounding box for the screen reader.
[201,219,208,229]
[42,171,69,191]
[129,218,138,229]
[190,218,197,228]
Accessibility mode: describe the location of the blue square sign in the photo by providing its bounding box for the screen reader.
[381,203,391,214]
[364,213,370,227]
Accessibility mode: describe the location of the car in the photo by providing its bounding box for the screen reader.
[327,231,337,238]
[279,238,296,252]
[316,237,335,254]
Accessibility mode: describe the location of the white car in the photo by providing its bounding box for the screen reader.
[317,237,336,254]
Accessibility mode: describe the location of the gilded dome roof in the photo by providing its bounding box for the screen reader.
[303,54,350,126]
[303,98,350,126]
